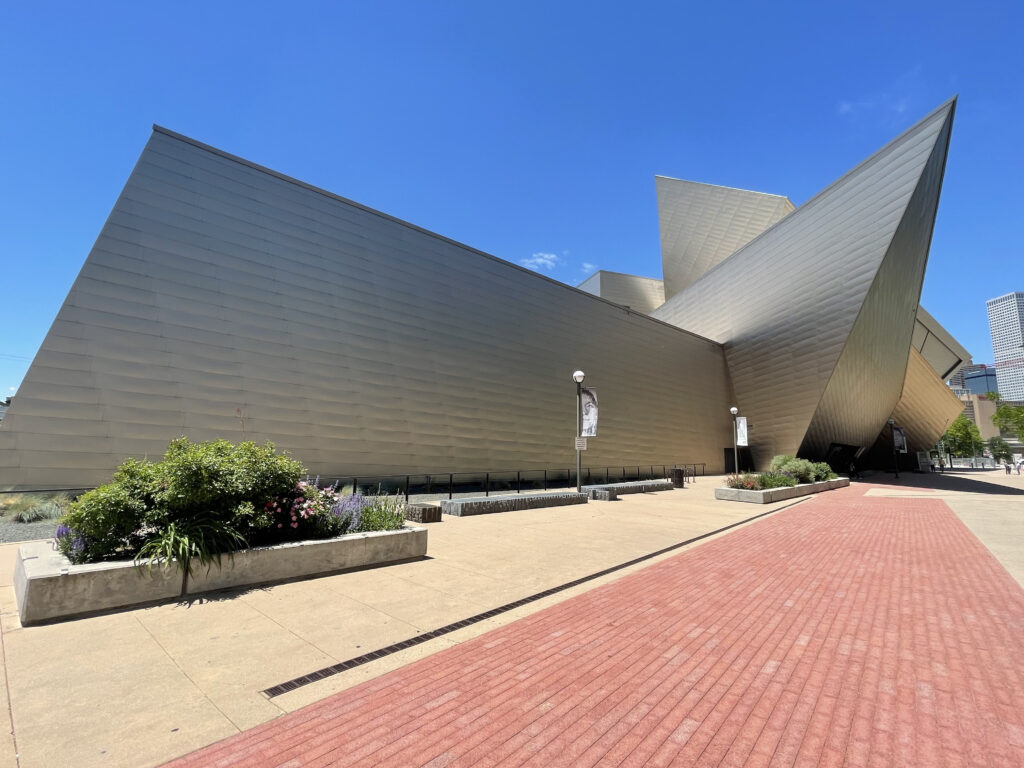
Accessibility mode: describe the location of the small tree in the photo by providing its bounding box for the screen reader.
[942,414,982,457]
[987,436,1013,464]
[991,400,1024,441]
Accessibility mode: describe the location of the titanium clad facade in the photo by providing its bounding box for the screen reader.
[652,100,955,467]
[799,114,952,458]
[656,178,793,299]
[0,128,733,490]
[577,270,666,315]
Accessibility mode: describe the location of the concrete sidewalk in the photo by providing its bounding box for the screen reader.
[2,469,1021,768]
[0,475,800,768]
[165,476,1024,768]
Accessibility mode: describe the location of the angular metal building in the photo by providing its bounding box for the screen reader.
[0,99,966,489]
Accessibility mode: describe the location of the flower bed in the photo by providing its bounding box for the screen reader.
[716,455,847,503]
[715,478,849,504]
[14,437,428,625]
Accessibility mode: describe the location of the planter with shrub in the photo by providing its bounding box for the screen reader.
[715,455,848,504]
[14,438,426,624]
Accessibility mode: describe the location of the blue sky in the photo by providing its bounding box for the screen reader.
[2,1,1022,395]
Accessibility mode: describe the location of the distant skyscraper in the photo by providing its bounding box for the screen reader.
[986,292,1024,400]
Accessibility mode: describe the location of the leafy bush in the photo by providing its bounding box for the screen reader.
[55,438,406,566]
[776,458,815,484]
[811,462,836,481]
[769,455,795,472]
[758,471,798,489]
[58,475,152,562]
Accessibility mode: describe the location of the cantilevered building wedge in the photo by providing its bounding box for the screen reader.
[652,99,956,467]
[656,178,794,300]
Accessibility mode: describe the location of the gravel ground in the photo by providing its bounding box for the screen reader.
[0,519,58,544]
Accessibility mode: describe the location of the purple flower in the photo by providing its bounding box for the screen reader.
[330,493,366,531]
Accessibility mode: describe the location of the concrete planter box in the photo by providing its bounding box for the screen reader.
[714,477,849,504]
[14,526,427,626]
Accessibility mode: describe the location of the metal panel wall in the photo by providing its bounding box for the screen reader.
[577,271,666,315]
[0,129,733,489]
[652,100,955,467]
[657,178,793,299]
[799,111,953,458]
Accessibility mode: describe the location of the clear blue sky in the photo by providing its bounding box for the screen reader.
[2,1,1022,395]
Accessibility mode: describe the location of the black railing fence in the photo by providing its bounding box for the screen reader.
[0,463,707,500]
[315,463,706,502]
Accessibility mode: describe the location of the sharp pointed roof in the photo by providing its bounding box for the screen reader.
[652,98,956,466]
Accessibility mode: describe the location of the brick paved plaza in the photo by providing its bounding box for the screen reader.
[162,479,1024,767]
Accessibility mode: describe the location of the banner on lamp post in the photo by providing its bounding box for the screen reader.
[581,387,598,437]
[736,416,748,447]
[893,426,908,454]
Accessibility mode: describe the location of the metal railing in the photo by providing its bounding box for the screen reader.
[315,463,706,502]
[0,463,708,501]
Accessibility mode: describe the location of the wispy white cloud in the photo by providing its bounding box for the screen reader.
[836,66,922,124]
[521,252,560,271]
[581,262,596,274]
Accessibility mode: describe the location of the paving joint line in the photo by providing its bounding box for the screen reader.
[261,496,812,699]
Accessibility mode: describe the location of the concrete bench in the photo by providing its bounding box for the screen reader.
[440,491,588,517]
[583,479,675,501]
[404,503,442,523]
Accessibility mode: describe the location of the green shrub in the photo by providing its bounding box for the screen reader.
[769,454,795,472]
[811,462,836,481]
[57,438,304,564]
[149,438,303,524]
[58,474,155,562]
[777,458,815,484]
[758,471,798,488]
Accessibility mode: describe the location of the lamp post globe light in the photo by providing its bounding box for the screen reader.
[573,371,585,492]
[887,417,899,479]
[730,406,739,474]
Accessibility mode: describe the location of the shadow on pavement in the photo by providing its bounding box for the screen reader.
[863,470,1024,496]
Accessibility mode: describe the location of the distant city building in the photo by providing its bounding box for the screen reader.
[956,392,999,440]
[949,363,1000,396]
[986,291,1024,400]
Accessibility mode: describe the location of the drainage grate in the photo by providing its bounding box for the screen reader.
[261,497,808,698]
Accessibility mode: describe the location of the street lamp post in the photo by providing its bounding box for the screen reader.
[730,406,739,474]
[573,370,585,493]
[887,417,899,479]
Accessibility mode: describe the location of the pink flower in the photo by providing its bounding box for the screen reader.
[290,522,299,528]
[277,523,283,528]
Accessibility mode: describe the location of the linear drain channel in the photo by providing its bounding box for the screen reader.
[261,497,808,698]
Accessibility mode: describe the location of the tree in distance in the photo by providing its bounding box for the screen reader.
[942,414,982,457]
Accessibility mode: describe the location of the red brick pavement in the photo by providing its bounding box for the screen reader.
[163,485,1024,767]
